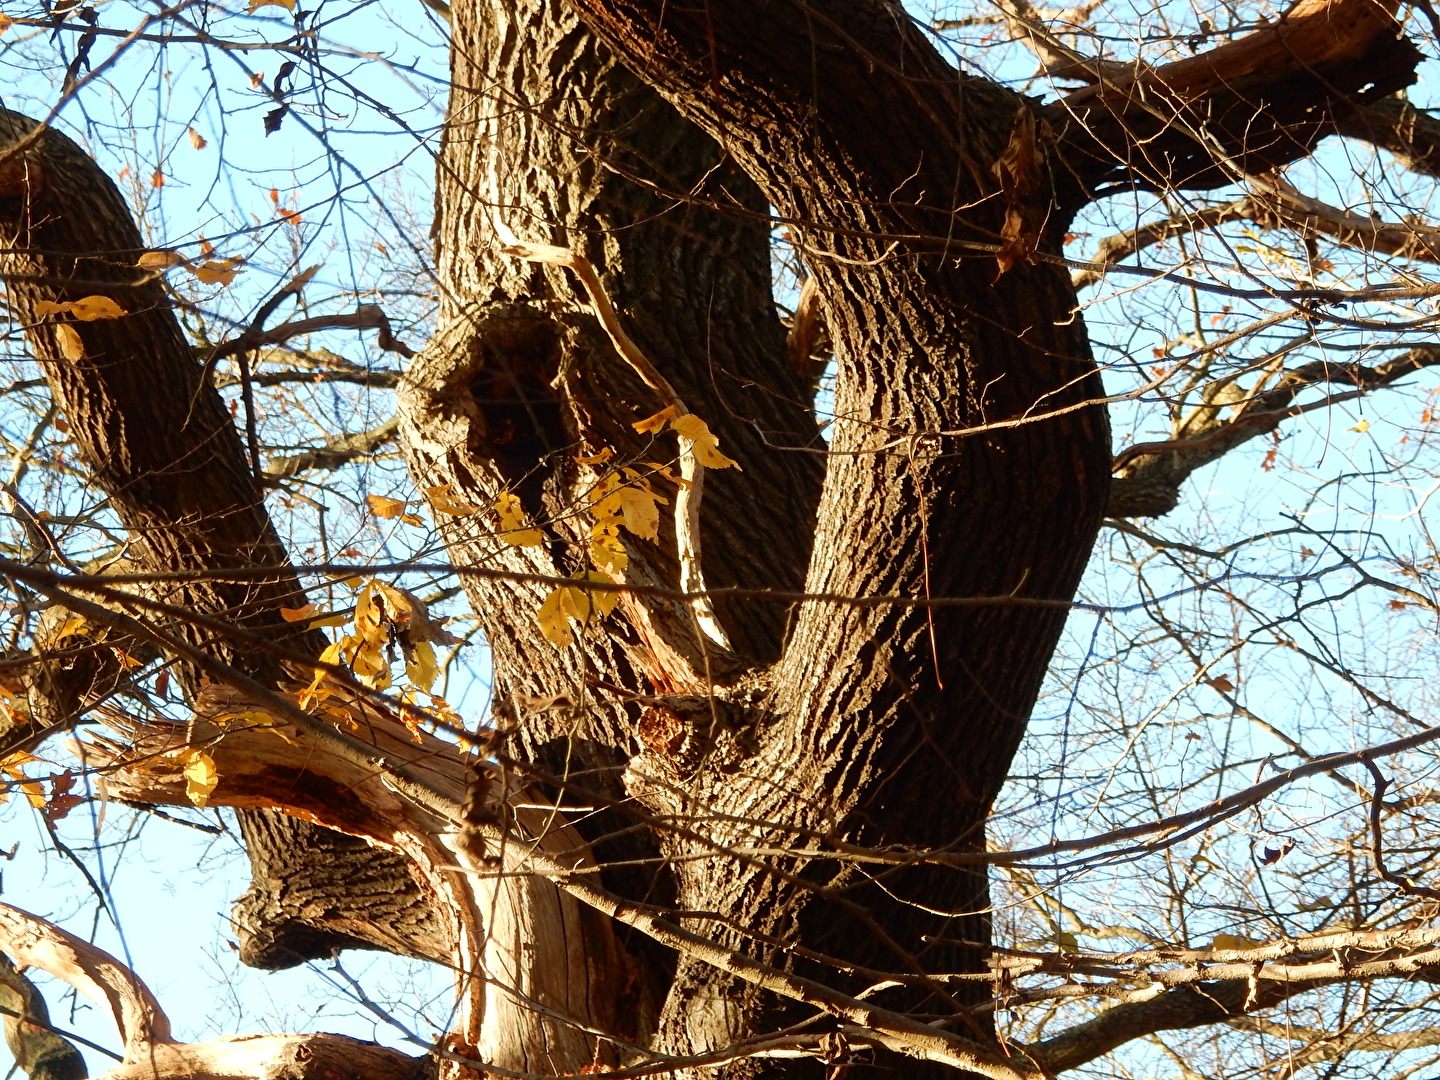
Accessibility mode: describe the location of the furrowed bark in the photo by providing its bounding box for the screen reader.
[562,2,1110,1072]
[0,110,435,992]
[0,955,85,1080]
[401,1,825,1066]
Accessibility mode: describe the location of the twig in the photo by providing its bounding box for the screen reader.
[1362,758,1440,900]
[209,305,417,363]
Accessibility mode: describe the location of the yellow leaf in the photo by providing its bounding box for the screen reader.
[590,524,628,575]
[670,413,739,470]
[247,0,295,10]
[190,258,242,286]
[615,484,663,541]
[69,295,126,321]
[34,300,72,318]
[578,571,620,619]
[187,126,207,150]
[406,640,437,693]
[54,324,85,363]
[425,483,480,516]
[112,648,143,670]
[400,512,425,527]
[644,461,692,489]
[366,494,409,519]
[298,643,342,708]
[575,446,615,465]
[280,604,317,622]
[0,13,12,34]
[1348,418,1370,433]
[494,492,544,547]
[16,775,45,809]
[136,250,186,271]
[632,405,678,434]
[308,612,350,629]
[182,750,218,807]
[537,587,576,648]
[591,478,665,542]
[45,613,88,643]
[0,750,42,772]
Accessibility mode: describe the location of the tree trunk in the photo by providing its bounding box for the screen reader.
[401,1,1110,1074]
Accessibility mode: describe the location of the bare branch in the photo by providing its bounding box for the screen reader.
[1076,178,1440,289]
[1110,345,1440,517]
[210,304,418,363]
[265,417,400,479]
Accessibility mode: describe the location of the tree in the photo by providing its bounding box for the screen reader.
[2,0,1440,1076]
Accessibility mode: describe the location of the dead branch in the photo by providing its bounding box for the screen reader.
[95,1034,427,1080]
[0,904,170,1059]
[1053,0,1420,189]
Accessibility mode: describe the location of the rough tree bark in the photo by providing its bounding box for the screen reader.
[0,108,436,973]
[0,0,1428,1075]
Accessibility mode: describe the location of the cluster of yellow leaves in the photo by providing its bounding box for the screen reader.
[32,295,128,364]
[633,406,740,470]
[299,580,458,710]
[135,250,244,287]
[533,469,669,647]
[532,408,738,648]
[536,573,620,648]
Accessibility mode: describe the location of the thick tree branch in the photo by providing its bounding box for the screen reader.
[1335,94,1440,179]
[0,108,438,984]
[0,903,170,1060]
[1050,0,1422,194]
[1109,345,1440,517]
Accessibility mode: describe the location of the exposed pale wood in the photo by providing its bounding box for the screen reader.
[496,236,732,652]
[0,904,170,1060]
[95,1034,426,1080]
